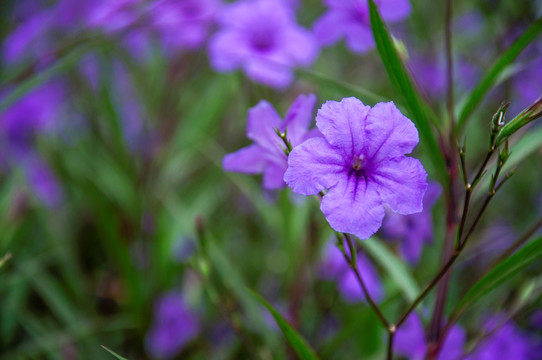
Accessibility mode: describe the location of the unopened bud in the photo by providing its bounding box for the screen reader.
[496,96,542,146]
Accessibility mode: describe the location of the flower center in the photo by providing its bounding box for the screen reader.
[351,154,365,171]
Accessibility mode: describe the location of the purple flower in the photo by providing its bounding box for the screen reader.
[145,292,200,359]
[284,98,427,240]
[313,0,411,54]
[320,242,383,303]
[86,0,142,34]
[381,181,441,263]
[149,0,221,51]
[223,94,318,190]
[465,317,536,360]
[512,57,542,116]
[208,0,319,89]
[395,313,466,360]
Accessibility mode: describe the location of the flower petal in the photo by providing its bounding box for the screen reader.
[376,0,411,22]
[246,100,283,153]
[263,162,287,189]
[364,102,419,161]
[312,10,348,46]
[394,314,427,360]
[222,144,267,174]
[208,30,249,71]
[281,27,319,66]
[283,93,317,145]
[371,157,427,215]
[344,23,375,53]
[321,174,385,239]
[284,137,344,196]
[244,57,294,89]
[315,97,371,158]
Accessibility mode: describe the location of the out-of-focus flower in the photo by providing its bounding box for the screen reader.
[381,181,441,263]
[145,291,200,359]
[512,57,542,116]
[208,0,319,89]
[407,55,478,100]
[0,83,65,206]
[313,0,411,54]
[285,98,427,240]
[465,316,536,360]
[320,242,383,304]
[149,0,222,51]
[86,0,142,34]
[395,313,466,360]
[223,94,318,190]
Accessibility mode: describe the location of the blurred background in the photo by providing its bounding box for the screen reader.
[0,0,541,359]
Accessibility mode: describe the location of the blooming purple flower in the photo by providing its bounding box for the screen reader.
[223,94,318,190]
[313,0,411,53]
[395,313,466,360]
[465,317,536,360]
[320,242,383,304]
[208,0,319,89]
[149,0,221,51]
[284,98,427,240]
[381,181,441,263]
[145,292,200,359]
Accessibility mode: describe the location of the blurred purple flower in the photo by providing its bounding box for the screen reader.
[381,181,441,263]
[208,0,319,89]
[395,313,466,360]
[149,0,222,51]
[512,57,542,117]
[285,98,427,240]
[223,93,318,190]
[320,242,383,304]
[24,157,63,207]
[146,292,200,359]
[408,55,478,100]
[87,0,142,34]
[465,317,536,360]
[313,0,411,53]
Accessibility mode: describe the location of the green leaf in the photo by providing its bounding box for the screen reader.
[359,237,420,302]
[452,236,542,317]
[248,290,320,360]
[101,345,129,360]
[456,17,542,133]
[0,252,12,269]
[367,0,447,184]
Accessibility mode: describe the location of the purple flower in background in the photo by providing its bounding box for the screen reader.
[208,0,319,89]
[223,94,317,190]
[150,0,221,51]
[313,0,411,53]
[146,292,200,359]
[320,242,383,304]
[284,98,427,240]
[381,181,441,263]
[87,0,142,34]
[512,57,542,116]
[395,313,466,360]
[24,157,63,207]
[465,317,536,360]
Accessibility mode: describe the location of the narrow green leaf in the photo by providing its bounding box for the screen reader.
[457,18,542,132]
[249,290,320,360]
[101,345,129,360]
[0,252,12,269]
[452,236,542,316]
[367,0,447,184]
[359,237,420,302]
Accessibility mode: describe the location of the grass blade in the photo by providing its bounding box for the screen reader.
[456,17,542,132]
[249,289,320,360]
[367,0,447,184]
[101,345,129,360]
[452,236,542,317]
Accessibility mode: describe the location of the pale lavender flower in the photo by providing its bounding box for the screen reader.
[208,0,319,89]
[465,317,536,360]
[320,242,383,304]
[284,98,427,240]
[313,0,411,53]
[145,292,200,359]
[395,313,466,360]
[381,181,441,263]
[223,94,318,190]
[149,0,222,51]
